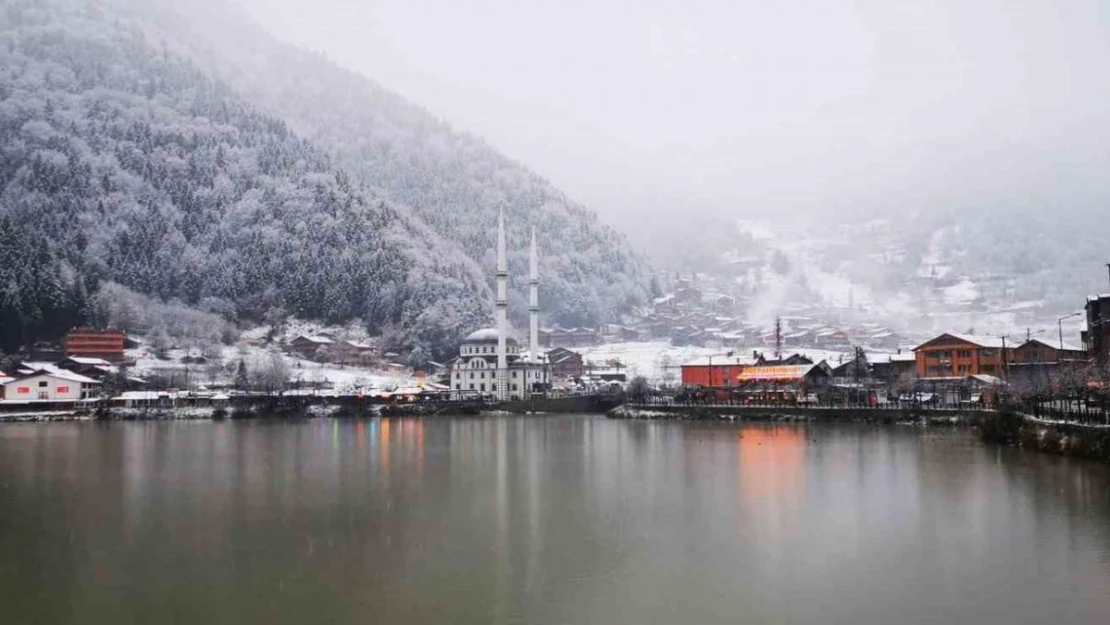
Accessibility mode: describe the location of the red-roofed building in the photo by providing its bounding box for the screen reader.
[64,328,127,361]
[913,334,1015,379]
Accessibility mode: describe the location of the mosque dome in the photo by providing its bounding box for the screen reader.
[463,328,518,345]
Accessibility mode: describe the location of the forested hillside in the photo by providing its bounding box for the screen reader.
[129,0,655,327]
[0,0,655,360]
[0,0,490,360]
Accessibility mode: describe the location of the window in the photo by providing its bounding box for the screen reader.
[957,350,971,358]
[480,372,485,379]
[38,381,48,388]
[511,384,518,391]
[469,372,474,380]
[480,384,486,392]
[456,384,461,390]
[469,384,474,390]
[512,371,518,378]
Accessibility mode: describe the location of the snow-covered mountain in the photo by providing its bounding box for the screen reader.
[0,0,653,360]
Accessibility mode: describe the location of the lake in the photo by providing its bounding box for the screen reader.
[1,417,1109,624]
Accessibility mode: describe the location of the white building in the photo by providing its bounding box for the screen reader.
[449,214,547,401]
[450,328,544,399]
[0,370,101,402]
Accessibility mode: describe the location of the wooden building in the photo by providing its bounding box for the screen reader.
[289,335,334,360]
[546,347,584,379]
[1013,338,1087,364]
[913,334,1014,379]
[64,328,127,361]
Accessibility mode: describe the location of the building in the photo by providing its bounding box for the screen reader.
[449,329,544,399]
[1085,294,1110,366]
[1013,338,1087,365]
[57,356,119,380]
[871,352,917,387]
[913,334,1015,379]
[538,326,599,348]
[830,355,870,382]
[680,358,750,387]
[289,335,334,359]
[599,324,640,343]
[64,328,127,361]
[449,214,547,400]
[323,339,376,365]
[1,370,100,402]
[546,347,584,379]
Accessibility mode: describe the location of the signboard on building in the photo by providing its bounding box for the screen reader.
[736,365,812,382]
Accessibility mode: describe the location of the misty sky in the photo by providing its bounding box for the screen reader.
[235,0,1110,229]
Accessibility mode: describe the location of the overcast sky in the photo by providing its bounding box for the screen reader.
[234,0,1110,229]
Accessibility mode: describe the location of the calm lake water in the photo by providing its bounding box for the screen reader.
[1,417,1109,624]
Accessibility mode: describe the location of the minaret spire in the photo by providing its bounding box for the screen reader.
[529,227,539,363]
[495,209,508,399]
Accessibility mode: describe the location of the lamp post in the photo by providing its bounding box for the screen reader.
[1058,311,1083,351]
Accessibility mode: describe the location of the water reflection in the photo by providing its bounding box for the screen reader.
[0,418,1108,624]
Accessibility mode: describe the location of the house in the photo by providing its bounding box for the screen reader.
[913,334,1015,379]
[56,356,119,380]
[64,327,127,361]
[538,326,599,349]
[814,329,850,349]
[714,294,737,312]
[871,352,917,386]
[1013,338,1087,364]
[113,391,178,409]
[289,335,334,359]
[546,347,584,379]
[830,355,870,382]
[599,324,640,343]
[680,357,751,387]
[323,339,376,365]
[754,353,813,366]
[1,370,100,402]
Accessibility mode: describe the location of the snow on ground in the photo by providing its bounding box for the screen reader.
[575,342,858,385]
[127,340,416,392]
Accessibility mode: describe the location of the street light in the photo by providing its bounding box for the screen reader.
[1058,311,1083,351]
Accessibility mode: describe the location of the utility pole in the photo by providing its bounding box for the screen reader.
[774,316,783,361]
[999,335,1009,381]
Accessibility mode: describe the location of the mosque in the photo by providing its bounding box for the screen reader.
[449,212,547,400]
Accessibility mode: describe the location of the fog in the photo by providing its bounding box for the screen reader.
[237,0,1110,238]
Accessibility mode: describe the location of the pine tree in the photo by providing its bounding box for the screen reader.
[235,360,249,391]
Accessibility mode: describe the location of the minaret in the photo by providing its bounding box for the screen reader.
[496,210,508,399]
[529,227,539,363]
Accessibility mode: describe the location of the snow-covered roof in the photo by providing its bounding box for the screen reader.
[967,374,1004,386]
[8,370,101,384]
[463,328,518,344]
[681,356,756,367]
[948,334,1008,349]
[15,362,64,375]
[1020,338,1085,353]
[293,335,334,344]
[116,391,173,401]
[0,377,14,385]
[915,334,1007,350]
[65,356,112,366]
[890,353,917,363]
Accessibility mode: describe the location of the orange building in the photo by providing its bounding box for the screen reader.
[913,334,1014,379]
[681,362,746,387]
[64,327,127,361]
